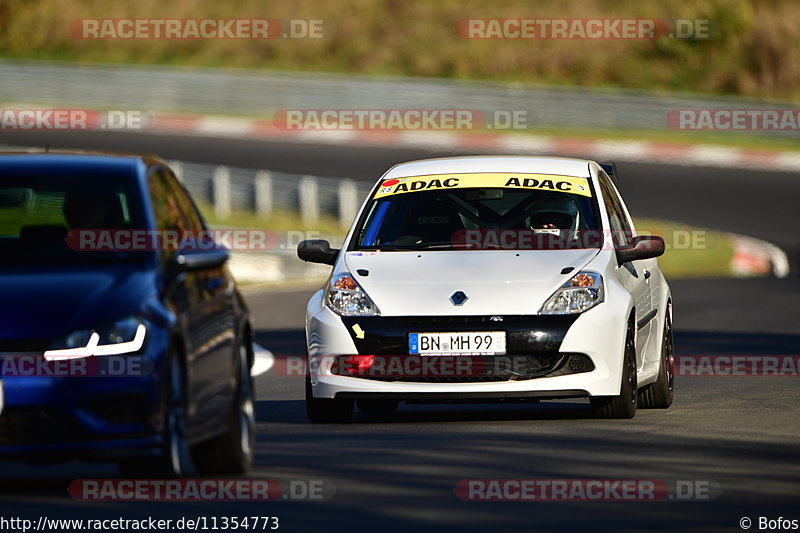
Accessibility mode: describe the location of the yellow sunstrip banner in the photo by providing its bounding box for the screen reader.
[373,173,592,199]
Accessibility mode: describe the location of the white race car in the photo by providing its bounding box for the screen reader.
[298,156,673,421]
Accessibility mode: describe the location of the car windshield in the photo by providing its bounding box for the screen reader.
[0,172,150,266]
[353,173,602,251]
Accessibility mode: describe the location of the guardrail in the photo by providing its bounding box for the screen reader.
[1,59,796,136]
[170,159,371,227]
[171,160,356,284]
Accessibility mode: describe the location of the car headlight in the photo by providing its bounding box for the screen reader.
[44,316,147,360]
[325,273,380,316]
[539,271,604,315]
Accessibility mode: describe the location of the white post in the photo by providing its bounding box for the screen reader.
[298,176,319,225]
[213,166,231,220]
[337,179,359,227]
[254,171,273,217]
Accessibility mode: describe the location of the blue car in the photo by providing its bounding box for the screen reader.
[0,152,255,476]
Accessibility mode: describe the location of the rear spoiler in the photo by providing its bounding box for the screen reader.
[598,161,620,187]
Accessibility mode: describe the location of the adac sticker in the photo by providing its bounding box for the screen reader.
[373,173,592,199]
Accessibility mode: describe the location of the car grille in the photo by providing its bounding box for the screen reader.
[333,315,589,383]
[0,409,90,446]
[331,353,594,383]
[339,315,580,356]
[81,394,151,425]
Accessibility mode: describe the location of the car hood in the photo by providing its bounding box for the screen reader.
[0,265,156,342]
[343,249,599,316]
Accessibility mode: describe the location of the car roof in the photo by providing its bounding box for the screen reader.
[381,156,594,180]
[0,151,165,175]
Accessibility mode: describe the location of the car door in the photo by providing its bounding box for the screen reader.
[597,172,653,370]
[149,168,236,439]
[166,171,238,433]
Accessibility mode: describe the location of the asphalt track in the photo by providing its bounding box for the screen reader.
[0,130,799,533]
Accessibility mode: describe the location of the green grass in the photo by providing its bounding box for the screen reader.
[634,217,735,278]
[2,0,800,101]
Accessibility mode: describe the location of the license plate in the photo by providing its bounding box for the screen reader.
[408,332,506,356]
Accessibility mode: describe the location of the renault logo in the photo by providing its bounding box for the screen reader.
[450,291,468,306]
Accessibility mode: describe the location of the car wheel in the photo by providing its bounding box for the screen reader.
[356,399,400,415]
[305,374,353,423]
[193,339,256,474]
[120,351,194,477]
[590,322,637,419]
[639,312,675,409]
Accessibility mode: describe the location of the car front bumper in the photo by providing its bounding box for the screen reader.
[0,329,169,460]
[306,294,630,400]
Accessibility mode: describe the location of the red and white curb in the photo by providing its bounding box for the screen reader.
[729,234,790,278]
[144,112,800,172]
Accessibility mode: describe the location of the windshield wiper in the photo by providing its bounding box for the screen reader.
[415,243,458,249]
[357,243,456,251]
[357,245,417,251]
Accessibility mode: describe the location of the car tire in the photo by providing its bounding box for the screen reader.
[639,312,675,409]
[119,350,194,477]
[305,374,353,423]
[193,338,256,474]
[356,399,400,415]
[590,322,637,419]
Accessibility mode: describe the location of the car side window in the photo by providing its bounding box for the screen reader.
[149,169,187,230]
[164,171,205,232]
[148,169,189,267]
[605,173,637,237]
[598,172,633,248]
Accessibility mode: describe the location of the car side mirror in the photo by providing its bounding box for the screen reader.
[175,247,230,271]
[616,235,665,264]
[297,239,339,266]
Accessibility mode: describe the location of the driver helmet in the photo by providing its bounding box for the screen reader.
[530,195,580,237]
